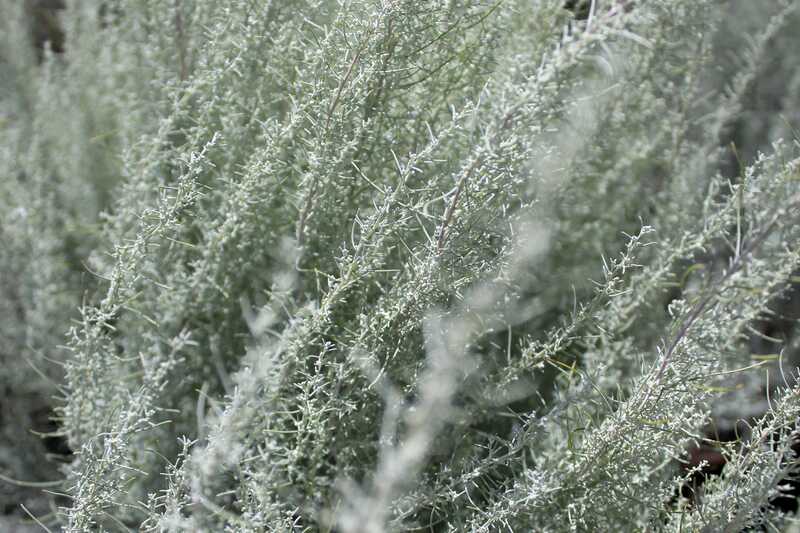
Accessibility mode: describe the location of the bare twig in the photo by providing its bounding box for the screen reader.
[436,157,481,254]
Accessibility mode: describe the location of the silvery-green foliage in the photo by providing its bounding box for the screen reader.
[2,0,800,531]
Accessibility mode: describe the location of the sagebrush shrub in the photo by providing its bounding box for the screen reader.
[2,0,800,531]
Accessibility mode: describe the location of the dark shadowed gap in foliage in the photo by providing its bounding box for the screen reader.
[677,408,800,524]
[564,0,635,20]
[26,0,66,62]
[0,401,71,522]
[764,431,800,516]
[677,424,739,507]
[563,0,592,20]
[30,405,73,461]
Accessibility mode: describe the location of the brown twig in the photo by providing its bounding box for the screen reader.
[436,157,481,254]
[325,45,366,132]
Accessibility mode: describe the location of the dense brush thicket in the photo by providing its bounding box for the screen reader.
[2,0,800,531]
